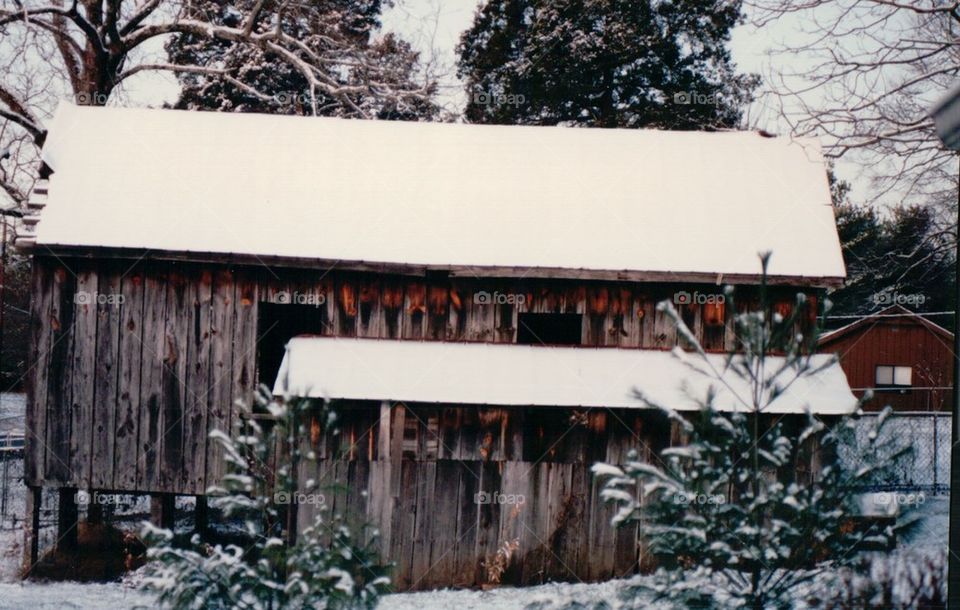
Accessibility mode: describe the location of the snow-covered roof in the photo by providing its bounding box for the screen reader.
[818,304,954,346]
[28,102,846,285]
[273,337,858,415]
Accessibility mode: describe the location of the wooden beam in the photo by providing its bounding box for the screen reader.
[22,486,41,573]
[194,495,208,537]
[56,488,78,552]
[24,249,845,289]
[150,493,176,529]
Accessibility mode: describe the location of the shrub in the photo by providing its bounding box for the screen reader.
[140,387,390,609]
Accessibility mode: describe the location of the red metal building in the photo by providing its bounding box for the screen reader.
[818,305,954,412]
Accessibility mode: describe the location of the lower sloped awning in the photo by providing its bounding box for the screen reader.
[273,337,857,415]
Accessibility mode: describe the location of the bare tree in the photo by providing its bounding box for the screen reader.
[747,0,960,213]
[0,0,436,205]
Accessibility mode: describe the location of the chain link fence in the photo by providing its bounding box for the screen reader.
[837,412,951,494]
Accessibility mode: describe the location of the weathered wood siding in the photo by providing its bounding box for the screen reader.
[295,402,672,590]
[293,403,822,590]
[26,258,260,492]
[26,255,819,493]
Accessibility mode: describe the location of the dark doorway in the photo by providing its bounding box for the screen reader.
[257,302,326,388]
[517,313,583,346]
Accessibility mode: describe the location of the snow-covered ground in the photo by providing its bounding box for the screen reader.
[0,391,946,609]
[901,494,949,549]
[0,578,636,610]
[0,495,946,609]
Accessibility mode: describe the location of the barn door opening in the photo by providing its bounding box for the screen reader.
[257,302,326,389]
[517,312,583,346]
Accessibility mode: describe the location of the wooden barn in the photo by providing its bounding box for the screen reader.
[818,305,954,412]
[17,102,857,588]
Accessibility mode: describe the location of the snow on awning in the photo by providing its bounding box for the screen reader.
[273,337,857,415]
[30,102,846,285]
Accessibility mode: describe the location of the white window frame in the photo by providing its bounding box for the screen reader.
[875,365,912,388]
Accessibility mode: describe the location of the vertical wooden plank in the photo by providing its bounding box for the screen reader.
[619,287,641,348]
[390,405,405,491]
[402,282,425,340]
[91,265,122,489]
[379,279,403,339]
[296,409,322,534]
[544,463,577,581]
[582,286,605,346]
[392,460,418,589]
[504,408,525,461]
[317,275,336,336]
[561,410,589,465]
[427,460,461,587]
[678,302,702,351]
[410,461,437,584]
[426,284,448,341]
[703,300,727,351]
[367,456,399,568]
[335,275,358,337]
[638,294,656,348]
[417,407,440,460]
[114,266,144,490]
[473,460,504,586]
[206,269,236,490]
[724,290,738,351]
[454,461,480,586]
[138,263,168,492]
[159,269,188,493]
[69,267,97,488]
[446,283,465,340]
[586,410,609,465]
[377,402,392,461]
[24,261,53,486]
[613,506,639,577]
[600,285,626,347]
[497,460,528,585]
[653,289,678,349]
[181,269,214,494]
[590,466,617,580]
[233,273,258,411]
[357,276,382,338]
[456,406,479,461]
[21,486,41,571]
[569,462,590,577]
[436,407,459,460]
[515,462,542,584]
[494,285,518,344]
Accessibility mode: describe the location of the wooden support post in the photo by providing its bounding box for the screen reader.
[194,495,208,537]
[87,496,104,526]
[22,486,41,573]
[56,488,78,552]
[150,493,176,529]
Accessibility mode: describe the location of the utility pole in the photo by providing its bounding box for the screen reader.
[930,83,960,608]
